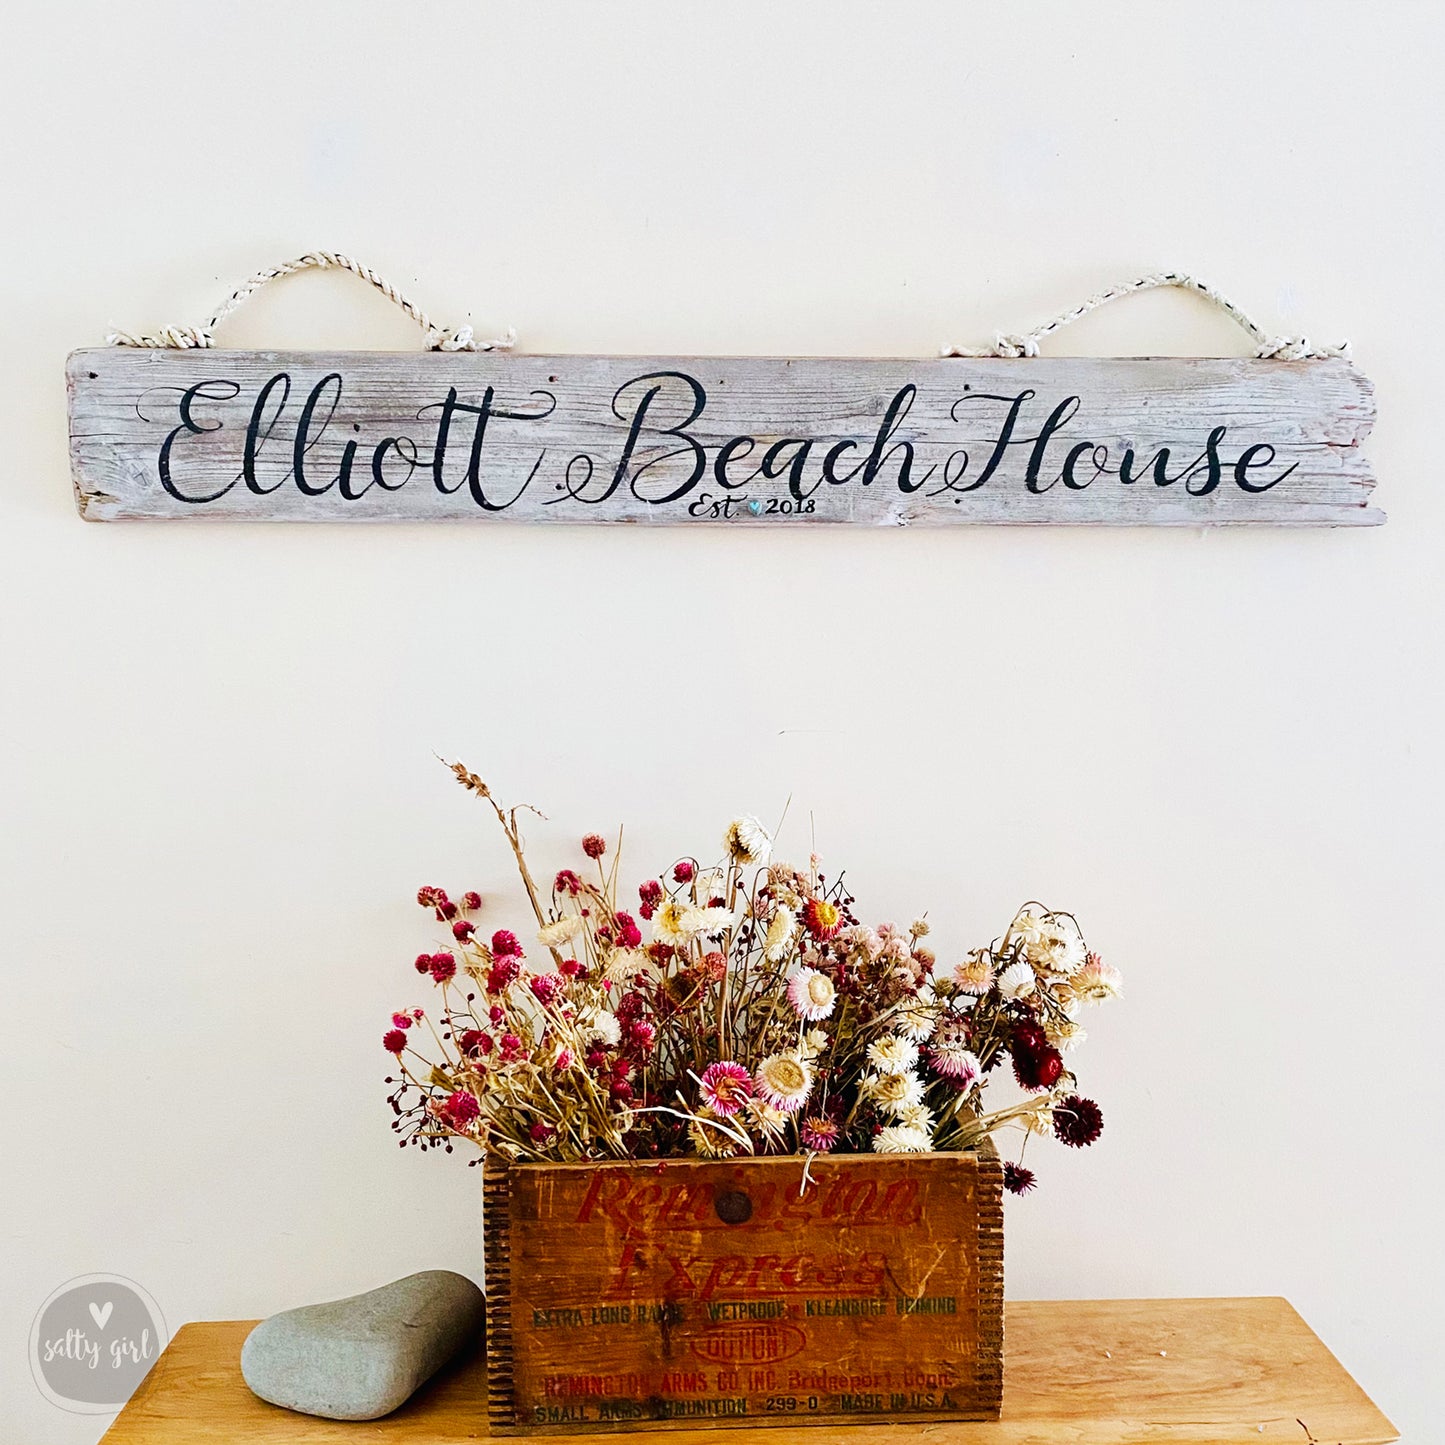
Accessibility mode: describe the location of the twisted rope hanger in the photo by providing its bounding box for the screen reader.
[106,251,516,353]
[943,272,1349,361]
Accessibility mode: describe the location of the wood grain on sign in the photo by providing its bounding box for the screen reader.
[66,349,1380,525]
[482,1150,1003,1433]
[97,1299,1398,1445]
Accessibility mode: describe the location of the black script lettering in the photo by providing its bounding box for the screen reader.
[158,379,242,504]
[611,371,707,505]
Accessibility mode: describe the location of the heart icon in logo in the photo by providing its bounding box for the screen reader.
[89,1301,114,1330]
[747,499,763,516]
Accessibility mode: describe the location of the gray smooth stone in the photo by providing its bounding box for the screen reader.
[241,1270,485,1421]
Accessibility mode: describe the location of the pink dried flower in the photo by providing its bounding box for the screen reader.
[638,880,663,920]
[383,1029,408,1054]
[491,930,524,959]
[555,1049,574,1070]
[488,1005,505,1024]
[417,886,444,910]
[582,833,607,859]
[486,958,520,994]
[554,869,583,895]
[698,1061,752,1117]
[452,919,476,941]
[428,952,457,983]
[439,1090,480,1128]
[529,1121,555,1144]
[530,974,563,1005]
[499,1033,523,1061]
[391,1013,413,1030]
[462,891,482,911]
[458,1029,489,1056]
[627,1019,657,1048]
[673,860,695,883]
[559,958,583,977]
[613,911,643,949]
[413,953,432,975]
[800,1115,841,1152]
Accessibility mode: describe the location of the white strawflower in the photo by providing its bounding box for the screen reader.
[786,966,837,1021]
[695,905,737,937]
[1046,1018,1087,1052]
[653,898,704,943]
[753,1052,813,1112]
[603,948,653,982]
[997,960,1036,1000]
[581,1009,622,1048]
[724,816,772,867]
[764,907,797,963]
[1073,953,1123,1002]
[1036,915,1087,976]
[895,1102,936,1133]
[867,1035,920,1073]
[867,1070,925,1115]
[693,868,726,903]
[801,1028,830,1059]
[893,984,938,1040]
[537,915,584,948]
[873,1123,932,1154]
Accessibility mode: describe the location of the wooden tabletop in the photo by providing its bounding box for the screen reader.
[99,1297,1396,1445]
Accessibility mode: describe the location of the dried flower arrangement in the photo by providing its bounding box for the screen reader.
[383,764,1120,1194]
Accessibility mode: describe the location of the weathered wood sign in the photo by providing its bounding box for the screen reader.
[67,349,1379,525]
[482,1150,1003,1434]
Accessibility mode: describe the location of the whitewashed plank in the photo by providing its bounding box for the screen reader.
[66,350,1379,525]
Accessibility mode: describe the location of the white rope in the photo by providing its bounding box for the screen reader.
[942,272,1349,361]
[106,250,516,352]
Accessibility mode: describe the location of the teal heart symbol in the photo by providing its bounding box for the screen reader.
[747,499,763,516]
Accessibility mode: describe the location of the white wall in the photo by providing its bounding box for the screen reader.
[3,3,1439,1440]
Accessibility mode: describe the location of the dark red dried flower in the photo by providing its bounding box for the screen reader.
[554,868,583,895]
[499,1033,523,1061]
[417,886,443,909]
[458,1029,489,1056]
[558,958,583,977]
[488,1004,505,1024]
[428,952,457,983]
[462,891,482,911]
[413,952,433,975]
[673,860,695,883]
[1053,1095,1103,1148]
[1012,1019,1047,1054]
[1013,1043,1063,1091]
[452,919,476,941]
[613,911,643,949]
[440,1090,480,1127]
[582,833,607,859]
[491,930,524,958]
[383,1029,408,1054]
[639,880,663,908]
[528,1121,555,1144]
[439,900,458,921]
[609,1080,633,1102]
[1003,1162,1037,1195]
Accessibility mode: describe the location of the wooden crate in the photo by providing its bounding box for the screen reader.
[482,1145,1003,1433]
